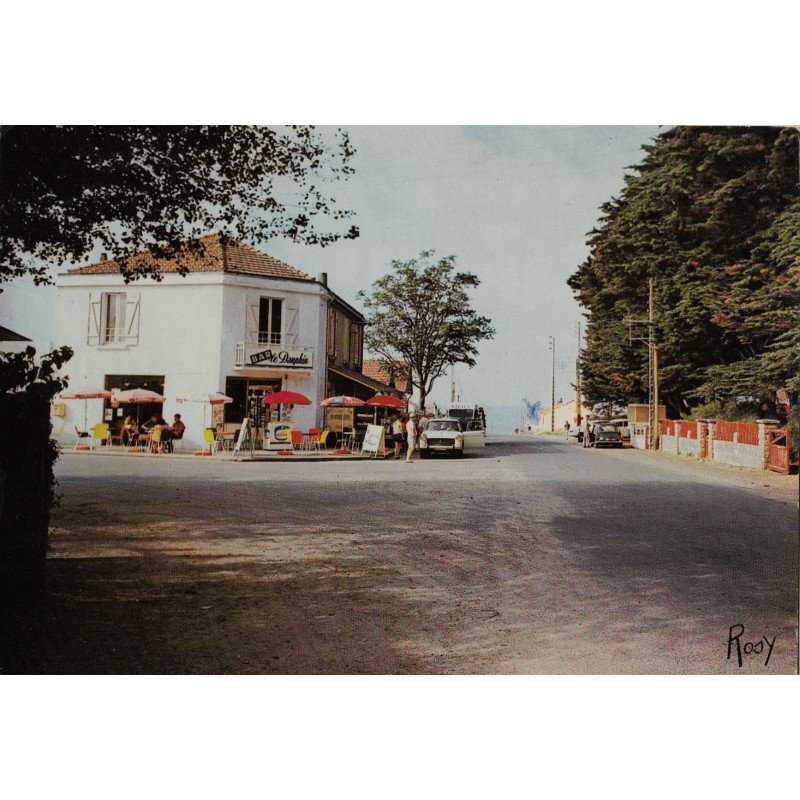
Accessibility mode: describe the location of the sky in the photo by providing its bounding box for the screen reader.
[0,125,663,413]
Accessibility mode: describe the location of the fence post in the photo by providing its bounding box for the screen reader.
[757,419,780,471]
[697,419,709,460]
[706,419,717,463]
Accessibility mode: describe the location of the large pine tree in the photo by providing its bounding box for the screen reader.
[569,126,799,417]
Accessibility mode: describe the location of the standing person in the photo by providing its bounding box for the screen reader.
[406,413,418,463]
[582,415,592,448]
[391,414,403,458]
[564,420,571,439]
[399,414,408,454]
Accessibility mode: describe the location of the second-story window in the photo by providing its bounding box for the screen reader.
[259,298,282,345]
[88,291,140,346]
[101,292,126,343]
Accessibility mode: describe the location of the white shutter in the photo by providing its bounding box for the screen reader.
[284,298,299,346]
[246,292,260,346]
[87,294,102,345]
[125,293,140,345]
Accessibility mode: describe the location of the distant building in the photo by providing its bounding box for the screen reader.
[524,398,592,433]
[362,359,412,395]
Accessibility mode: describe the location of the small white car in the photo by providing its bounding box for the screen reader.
[418,418,465,458]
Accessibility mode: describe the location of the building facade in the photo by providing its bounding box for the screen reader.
[52,234,392,450]
[523,398,592,434]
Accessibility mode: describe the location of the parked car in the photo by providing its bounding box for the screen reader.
[418,417,465,458]
[608,418,631,444]
[591,422,623,448]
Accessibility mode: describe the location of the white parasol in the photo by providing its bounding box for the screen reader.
[113,388,166,424]
[59,385,113,432]
[177,392,233,429]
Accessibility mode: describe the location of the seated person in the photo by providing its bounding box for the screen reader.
[170,414,185,441]
[141,414,159,434]
[162,414,185,452]
[121,415,139,445]
[153,417,171,452]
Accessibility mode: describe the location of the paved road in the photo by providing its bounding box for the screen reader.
[4,436,797,674]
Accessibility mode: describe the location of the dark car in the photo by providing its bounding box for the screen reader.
[591,422,623,448]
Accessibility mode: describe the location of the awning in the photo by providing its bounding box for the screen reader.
[329,364,398,396]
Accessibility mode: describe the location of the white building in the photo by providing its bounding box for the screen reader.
[52,234,392,450]
[523,398,592,434]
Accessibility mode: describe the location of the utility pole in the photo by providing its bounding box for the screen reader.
[649,278,660,451]
[575,322,582,428]
[625,277,660,450]
[548,335,555,432]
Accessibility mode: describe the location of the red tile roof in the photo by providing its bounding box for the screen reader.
[362,359,411,391]
[67,233,313,282]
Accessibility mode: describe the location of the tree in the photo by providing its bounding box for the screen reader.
[0,345,72,601]
[568,126,799,417]
[0,125,359,599]
[357,251,495,412]
[0,125,359,286]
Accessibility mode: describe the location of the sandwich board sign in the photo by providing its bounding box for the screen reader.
[362,424,386,457]
[233,417,254,459]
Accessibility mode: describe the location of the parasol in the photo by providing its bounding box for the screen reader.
[318,395,365,407]
[263,390,312,422]
[177,391,233,429]
[262,391,312,406]
[365,394,405,408]
[318,395,365,435]
[59,385,113,432]
[365,393,405,424]
[113,387,166,424]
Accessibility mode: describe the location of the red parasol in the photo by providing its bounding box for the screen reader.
[365,394,405,408]
[262,391,312,406]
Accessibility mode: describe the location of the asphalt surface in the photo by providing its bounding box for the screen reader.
[3,435,797,674]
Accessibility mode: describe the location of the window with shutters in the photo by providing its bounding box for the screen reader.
[88,292,140,346]
[102,292,126,343]
[350,323,363,368]
[258,298,283,345]
[327,308,336,356]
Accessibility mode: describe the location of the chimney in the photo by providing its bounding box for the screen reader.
[99,253,108,262]
[318,272,328,286]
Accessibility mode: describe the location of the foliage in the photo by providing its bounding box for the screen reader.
[0,345,72,598]
[569,126,799,418]
[0,125,358,286]
[684,399,762,423]
[357,251,495,411]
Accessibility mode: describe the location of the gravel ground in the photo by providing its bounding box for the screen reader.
[1,436,797,675]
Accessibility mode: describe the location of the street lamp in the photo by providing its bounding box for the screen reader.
[548,335,555,433]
